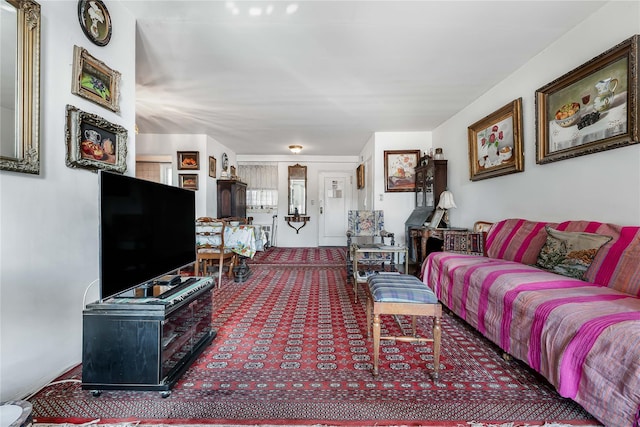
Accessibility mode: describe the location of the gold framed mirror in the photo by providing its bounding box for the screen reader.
[288,163,306,216]
[0,0,41,174]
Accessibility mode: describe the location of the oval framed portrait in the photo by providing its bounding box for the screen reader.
[78,0,112,46]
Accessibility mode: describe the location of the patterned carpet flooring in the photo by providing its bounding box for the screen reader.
[29,248,599,426]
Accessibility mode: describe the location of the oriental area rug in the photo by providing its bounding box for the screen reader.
[29,248,600,427]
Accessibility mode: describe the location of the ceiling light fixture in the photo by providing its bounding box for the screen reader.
[289,144,303,154]
[286,3,298,14]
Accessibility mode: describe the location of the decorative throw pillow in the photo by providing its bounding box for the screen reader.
[443,231,485,256]
[536,226,612,280]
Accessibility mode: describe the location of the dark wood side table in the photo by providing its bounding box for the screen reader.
[410,226,467,277]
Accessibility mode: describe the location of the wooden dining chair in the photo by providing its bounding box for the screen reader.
[195,217,236,287]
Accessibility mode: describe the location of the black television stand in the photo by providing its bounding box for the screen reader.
[81,277,215,397]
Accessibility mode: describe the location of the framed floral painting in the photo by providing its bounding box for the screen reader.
[384,150,420,192]
[468,98,524,181]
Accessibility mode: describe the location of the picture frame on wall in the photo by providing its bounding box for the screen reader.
[384,150,421,192]
[428,208,445,229]
[468,98,524,181]
[71,46,121,112]
[536,34,639,164]
[209,156,216,178]
[356,164,365,189]
[77,0,112,46]
[177,151,199,170]
[179,174,198,190]
[65,104,127,173]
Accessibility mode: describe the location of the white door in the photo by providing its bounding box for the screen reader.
[318,172,351,246]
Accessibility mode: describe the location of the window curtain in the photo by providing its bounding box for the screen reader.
[238,163,278,210]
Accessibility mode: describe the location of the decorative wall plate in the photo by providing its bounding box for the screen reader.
[78,0,112,46]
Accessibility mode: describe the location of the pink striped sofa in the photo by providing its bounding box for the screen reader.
[422,219,640,427]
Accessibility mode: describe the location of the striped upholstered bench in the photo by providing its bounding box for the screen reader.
[364,273,442,378]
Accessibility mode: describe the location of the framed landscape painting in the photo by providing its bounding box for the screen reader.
[209,156,216,178]
[468,98,524,181]
[536,35,639,164]
[384,150,421,192]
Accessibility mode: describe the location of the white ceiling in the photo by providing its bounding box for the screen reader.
[126,1,606,156]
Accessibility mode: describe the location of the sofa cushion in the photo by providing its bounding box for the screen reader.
[485,219,558,264]
[443,231,484,256]
[536,226,612,280]
[556,221,640,296]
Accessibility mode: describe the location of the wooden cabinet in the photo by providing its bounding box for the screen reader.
[414,158,447,210]
[217,180,247,219]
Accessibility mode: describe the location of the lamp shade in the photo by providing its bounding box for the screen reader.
[437,190,457,210]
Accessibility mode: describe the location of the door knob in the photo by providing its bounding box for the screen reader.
[320,207,323,214]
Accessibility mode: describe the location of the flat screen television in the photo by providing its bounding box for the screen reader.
[99,171,196,301]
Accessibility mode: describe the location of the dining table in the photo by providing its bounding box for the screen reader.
[225,224,258,282]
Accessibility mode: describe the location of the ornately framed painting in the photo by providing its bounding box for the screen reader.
[356,164,364,189]
[179,174,198,190]
[71,45,121,112]
[177,151,199,170]
[468,98,524,181]
[536,34,639,164]
[65,104,127,173]
[384,150,421,192]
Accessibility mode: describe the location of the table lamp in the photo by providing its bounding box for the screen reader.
[437,190,457,228]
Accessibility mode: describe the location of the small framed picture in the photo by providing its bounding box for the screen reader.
[356,164,364,189]
[230,165,236,178]
[77,0,112,47]
[179,174,198,190]
[177,151,199,170]
[71,46,121,112]
[429,208,445,229]
[65,104,127,173]
[384,150,421,192]
[468,98,524,181]
[209,156,216,178]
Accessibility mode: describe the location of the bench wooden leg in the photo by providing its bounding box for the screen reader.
[372,313,381,376]
[432,315,441,380]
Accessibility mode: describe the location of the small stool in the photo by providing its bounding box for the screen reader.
[365,273,442,378]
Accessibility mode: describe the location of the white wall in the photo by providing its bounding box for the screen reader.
[372,131,432,247]
[136,133,238,218]
[434,1,640,229]
[0,0,136,401]
[238,155,359,247]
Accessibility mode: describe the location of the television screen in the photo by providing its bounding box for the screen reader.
[99,171,196,300]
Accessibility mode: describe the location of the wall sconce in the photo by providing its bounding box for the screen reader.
[289,145,303,154]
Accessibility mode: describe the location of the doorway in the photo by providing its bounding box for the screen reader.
[318,172,352,246]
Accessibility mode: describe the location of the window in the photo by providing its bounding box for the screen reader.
[238,163,278,211]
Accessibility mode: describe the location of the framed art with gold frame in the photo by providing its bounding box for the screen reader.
[71,45,120,112]
[356,164,364,189]
[384,150,420,192]
[179,174,198,190]
[65,104,127,173]
[177,151,199,170]
[468,98,524,181]
[536,35,639,164]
